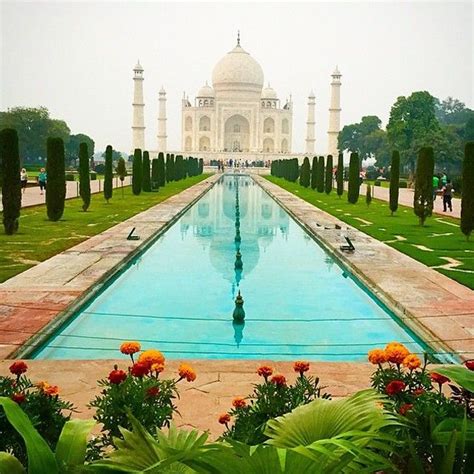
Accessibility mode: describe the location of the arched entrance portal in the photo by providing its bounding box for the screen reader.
[224,114,250,152]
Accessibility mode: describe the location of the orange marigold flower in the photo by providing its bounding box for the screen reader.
[293,361,310,375]
[368,349,387,365]
[138,349,165,368]
[413,388,425,397]
[38,381,59,396]
[130,362,149,378]
[108,369,127,385]
[218,413,231,425]
[271,374,287,386]
[430,372,449,385]
[399,403,413,416]
[385,380,405,396]
[257,365,273,379]
[120,341,141,355]
[151,363,165,374]
[384,343,410,364]
[11,393,26,404]
[9,361,28,376]
[232,397,247,408]
[147,386,160,398]
[403,354,421,370]
[178,363,196,382]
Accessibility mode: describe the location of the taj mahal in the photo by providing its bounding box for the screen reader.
[131,34,342,161]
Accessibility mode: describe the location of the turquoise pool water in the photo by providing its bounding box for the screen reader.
[34,175,433,361]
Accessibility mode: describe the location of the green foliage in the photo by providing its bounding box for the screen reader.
[325,155,333,194]
[175,154,185,181]
[151,157,159,190]
[166,153,175,182]
[79,142,91,211]
[271,159,299,182]
[389,150,400,215]
[336,153,344,197]
[347,152,360,204]
[157,152,166,186]
[46,137,66,221]
[115,157,127,198]
[366,183,372,206]
[461,142,474,239]
[132,148,142,195]
[311,156,318,189]
[465,117,474,142]
[104,145,113,202]
[65,133,94,167]
[435,96,474,127]
[414,147,434,225]
[142,151,151,192]
[199,158,204,175]
[0,128,21,234]
[316,156,324,192]
[299,157,310,187]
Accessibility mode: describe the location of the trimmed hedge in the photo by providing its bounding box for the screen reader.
[46,137,66,221]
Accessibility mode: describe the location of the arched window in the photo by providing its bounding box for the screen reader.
[267,101,271,108]
[199,136,210,151]
[261,101,265,107]
[204,99,208,107]
[233,124,241,133]
[282,118,289,134]
[264,117,275,134]
[281,138,288,153]
[185,136,192,151]
[263,138,274,153]
[199,116,211,131]
[198,100,202,107]
[185,116,192,132]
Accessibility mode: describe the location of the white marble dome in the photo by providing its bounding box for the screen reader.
[197,82,215,98]
[261,84,277,99]
[212,44,264,91]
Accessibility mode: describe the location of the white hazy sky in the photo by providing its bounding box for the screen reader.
[1,1,472,154]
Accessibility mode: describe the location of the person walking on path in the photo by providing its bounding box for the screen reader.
[432,174,440,201]
[38,168,47,195]
[20,168,28,194]
[442,179,454,212]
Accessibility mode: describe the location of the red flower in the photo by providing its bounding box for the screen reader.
[270,374,287,387]
[147,386,160,398]
[385,380,406,395]
[464,360,474,371]
[9,361,28,377]
[399,403,413,416]
[293,361,310,375]
[232,397,247,408]
[130,362,149,377]
[430,373,449,385]
[257,365,273,379]
[413,388,425,397]
[218,413,231,425]
[108,369,127,385]
[11,393,26,404]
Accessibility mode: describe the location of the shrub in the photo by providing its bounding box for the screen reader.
[414,147,434,226]
[157,152,166,186]
[219,361,330,445]
[365,166,379,180]
[325,155,333,194]
[399,180,408,188]
[151,157,159,190]
[299,157,310,187]
[316,156,325,192]
[175,155,184,181]
[115,157,127,198]
[199,158,204,175]
[166,154,174,182]
[104,145,113,202]
[46,137,66,221]
[311,156,318,189]
[366,183,372,206]
[389,150,400,215]
[132,148,142,195]
[461,142,474,240]
[348,152,360,204]
[65,173,75,181]
[79,142,91,211]
[94,163,105,174]
[89,172,97,181]
[142,151,151,192]
[336,153,344,197]
[374,180,382,186]
[0,128,21,234]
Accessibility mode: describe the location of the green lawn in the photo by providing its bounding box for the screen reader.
[0,175,209,283]
[266,176,474,290]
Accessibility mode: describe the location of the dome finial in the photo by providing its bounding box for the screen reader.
[237,30,240,46]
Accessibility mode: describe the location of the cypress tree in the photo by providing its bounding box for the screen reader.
[311,156,318,189]
[461,142,474,240]
[115,157,127,198]
[142,151,151,191]
[366,183,372,206]
[325,155,333,194]
[175,155,184,180]
[348,152,360,204]
[157,152,166,185]
[104,145,113,202]
[299,157,310,187]
[336,153,344,197]
[79,142,91,211]
[317,156,325,192]
[167,154,175,181]
[414,147,434,226]
[151,158,159,190]
[46,137,66,221]
[199,158,204,175]
[132,148,142,195]
[0,128,21,234]
[389,150,400,216]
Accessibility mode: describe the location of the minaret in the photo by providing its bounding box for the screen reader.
[132,60,145,151]
[157,86,167,152]
[305,91,316,154]
[327,66,342,157]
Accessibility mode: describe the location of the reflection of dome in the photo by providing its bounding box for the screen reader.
[261,84,277,99]
[212,44,264,93]
[197,82,215,98]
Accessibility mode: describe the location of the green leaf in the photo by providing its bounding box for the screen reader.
[0,452,26,474]
[432,366,474,392]
[0,397,58,474]
[55,418,95,472]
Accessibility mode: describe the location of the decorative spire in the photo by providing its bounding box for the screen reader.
[237,30,240,46]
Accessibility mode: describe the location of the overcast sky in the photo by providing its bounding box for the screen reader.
[1,1,472,154]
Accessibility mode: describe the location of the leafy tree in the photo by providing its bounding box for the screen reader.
[101,148,123,161]
[79,142,91,211]
[316,156,325,192]
[142,151,151,191]
[299,157,310,187]
[435,97,474,126]
[46,137,66,221]
[461,142,474,240]
[464,117,474,142]
[310,156,317,189]
[365,129,391,167]
[157,152,166,186]
[66,134,94,167]
[325,155,333,194]
[132,148,142,195]
[151,158,159,190]
[115,157,127,198]
[166,154,175,182]
[0,129,21,234]
[175,155,184,181]
[348,152,360,204]
[104,145,113,202]
[414,147,434,226]
[366,183,372,206]
[336,153,344,198]
[389,150,400,216]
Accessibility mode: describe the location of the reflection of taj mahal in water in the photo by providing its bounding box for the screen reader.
[180,177,289,283]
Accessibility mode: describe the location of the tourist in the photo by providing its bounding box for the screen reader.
[20,168,28,194]
[441,172,448,187]
[432,174,440,201]
[38,168,47,195]
[442,179,454,212]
